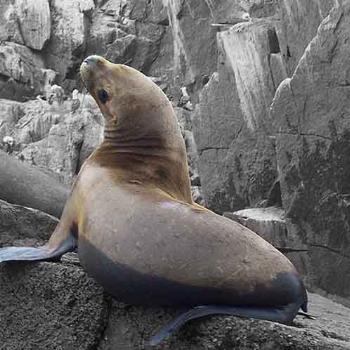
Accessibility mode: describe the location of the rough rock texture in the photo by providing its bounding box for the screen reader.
[43,0,94,87]
[98,292,350,350]
[193,19,282,213]
[0,261,108,350]
[1,256,349,350]
[271,1,350,300]
[0,42,46,101]
[16,0,51,50]
[192,0,335,213]
[0,199,58,247]
[86,0,167,75]
[0,94,102,185]
[276,0,337,75]
[0,0,51,50]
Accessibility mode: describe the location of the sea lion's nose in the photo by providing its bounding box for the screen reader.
[83,55,102,66]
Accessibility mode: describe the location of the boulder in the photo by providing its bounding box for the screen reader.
[0,42,46,101]
[271,0,350,300]
[0,99,25,142]
[0,199,58,247]
[0,1,24,45]
[0,258,349,349]
[86,0,166,75]
[16,0,51,50]
[99,293,350,349]
[43,0,95,85]
[0,95,103,185]
[276,0,337,75]
[0,261,107,350]
[193,20,283,213]
[0,0,51,50]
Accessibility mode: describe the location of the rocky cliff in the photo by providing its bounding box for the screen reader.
[1,0,350,349]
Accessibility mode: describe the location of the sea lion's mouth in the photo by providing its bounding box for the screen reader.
[80,60,94,91]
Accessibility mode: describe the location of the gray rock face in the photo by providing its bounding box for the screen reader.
[1,260,349,350]
[0,42,46,101]
[16,0,51,50]
[271,0,350,300]
[276,0,337,75]
[193,20,281,213]
[0,199,58,247]
[86,0,166,75]
[0,0,51,50]
[0,261,108,350]
[98,293,350,350]
[0,94,103,185]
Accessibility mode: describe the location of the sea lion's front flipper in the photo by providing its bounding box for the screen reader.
[0,193,78,263]
[150,303,302,346]
[0,233,76,263]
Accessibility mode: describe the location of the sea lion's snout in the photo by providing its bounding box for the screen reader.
[80,55,109,88]
[83,55,102,66]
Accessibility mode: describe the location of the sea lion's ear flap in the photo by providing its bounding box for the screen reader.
[0,234,77,263]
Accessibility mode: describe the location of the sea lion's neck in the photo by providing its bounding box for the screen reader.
[90,125,193,204]
[102,125,171,155]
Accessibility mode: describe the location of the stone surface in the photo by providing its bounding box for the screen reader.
[17,0,51,50]
[193,20,282,213]
[276,0,337,75]
[98,293,350,350]
[0,94,103,185]
[0,261,108,350]
[43,0,94,86]
[86,0,166,75]
[0,99,25,142]
[271,0,350,300]
[0,1,24,46]
[0,199,58,247]
[0,0,51,50]
[0,42,46,101]
[1,256,349,350]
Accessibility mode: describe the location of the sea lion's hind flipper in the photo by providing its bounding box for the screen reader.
[150,303,300,346]
[0,234,76,263]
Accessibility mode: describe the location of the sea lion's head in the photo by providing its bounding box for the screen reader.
[79,55,192,203]
[80,55,174,138]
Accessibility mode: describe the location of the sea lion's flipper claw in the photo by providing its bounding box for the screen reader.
[297,311,316,320]
[0,234,76,263]
[150,303,302,346]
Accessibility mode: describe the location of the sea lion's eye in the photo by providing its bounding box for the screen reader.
[97,89,109,104]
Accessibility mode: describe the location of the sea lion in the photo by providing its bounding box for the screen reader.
[0,55,308,345]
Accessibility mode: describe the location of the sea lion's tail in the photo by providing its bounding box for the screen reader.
[150,300,305,346]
